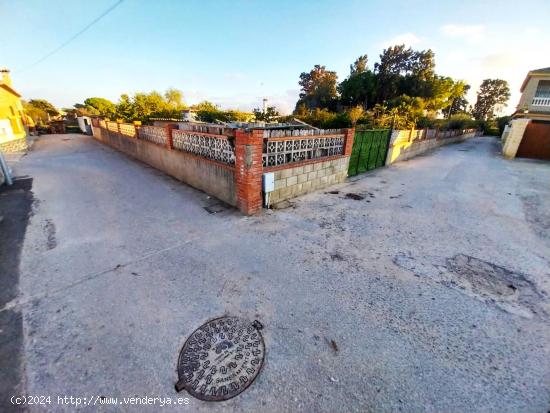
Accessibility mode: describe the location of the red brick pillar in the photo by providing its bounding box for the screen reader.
[165,124,175,150]
[133,121,141,139]
[343,128,355,156]
[235,129,263,215]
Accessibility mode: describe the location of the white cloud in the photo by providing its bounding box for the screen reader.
[481,52,517,72]
[446,50,466,62]
[381,33,421,48]
[441,24,485,42]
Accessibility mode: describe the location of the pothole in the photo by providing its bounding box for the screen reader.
[175,316,265,401]
[345,193,364,200]
[393,253,548,319]
[446,254,520,297]
[44,219,57,250]
[203,199,231,214]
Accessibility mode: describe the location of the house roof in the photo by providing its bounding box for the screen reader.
[0,82,22,98]
[520,67,550,92]
[531,67,550,74]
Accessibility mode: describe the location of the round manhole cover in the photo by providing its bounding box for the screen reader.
[175,316,265,401]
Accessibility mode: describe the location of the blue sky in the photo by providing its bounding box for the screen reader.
[2,0,549,114]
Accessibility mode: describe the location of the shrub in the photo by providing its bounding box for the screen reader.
[496,116,512,136]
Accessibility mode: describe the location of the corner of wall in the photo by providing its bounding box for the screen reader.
[502,119,531,159]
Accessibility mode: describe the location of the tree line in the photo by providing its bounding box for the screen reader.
[23,44,511,133]
[23,88,281,127]
[290,44,511,132]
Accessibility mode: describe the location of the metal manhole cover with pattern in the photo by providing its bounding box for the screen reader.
[175,316,265,401]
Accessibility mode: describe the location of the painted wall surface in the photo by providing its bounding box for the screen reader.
[0,72,26,145]
[386,130,477,164]
[502,119,531,159]
[93,126,237,206]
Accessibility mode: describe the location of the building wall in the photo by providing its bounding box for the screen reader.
[0,73,27,151]
[0,136,28,153]
[267,156,349,205]
[502,119,531,159]
[93,125,237,206]
[518,75,550,112]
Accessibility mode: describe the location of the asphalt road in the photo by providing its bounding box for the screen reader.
[0,176,33,413]
[2,134,550,412]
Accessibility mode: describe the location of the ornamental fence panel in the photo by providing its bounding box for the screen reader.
[262,134,345,167]
[119,123,137,138]
[138,126,168,146]
[261,128,343,138]
[172,130,236,165]
[107,121,119,133]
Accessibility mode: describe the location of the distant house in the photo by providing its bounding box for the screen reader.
[516,67,550,120]
[502,67,550,160]
[0,68,27,152]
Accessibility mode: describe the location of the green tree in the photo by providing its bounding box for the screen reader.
[28,99,59,117]
[472,79,510,121]
[71,104,97,117]
[191,101,218,112]
[115,94,137,121]
[294,103,309,118]
[253,106,279,122]
[222,110,253,122]
[348,106,364,126]
[370,102,417,129]
[191,101,221,122]
[350,54,368,75]
[164,88,185,109]
[23,100,50,125]
[339,54,377,109]
[83,97,116,118]
[133,91,167,119]
[444,84,470,118]
[295,65,338,111]
[420,77,467,115]
[374,45,435,102]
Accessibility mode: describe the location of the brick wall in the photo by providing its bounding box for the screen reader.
[0,136,27,153]
[92,120,356,215]
[267,157,349,205]
[235,129,263,215]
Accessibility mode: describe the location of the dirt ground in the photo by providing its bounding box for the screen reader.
[2,134,549,412]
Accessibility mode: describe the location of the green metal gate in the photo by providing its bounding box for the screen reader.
[348,129,391,176]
